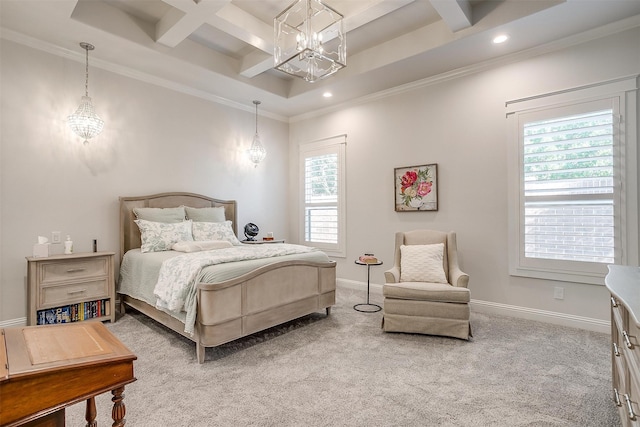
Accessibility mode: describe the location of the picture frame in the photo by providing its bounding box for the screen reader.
[394,164,438,211]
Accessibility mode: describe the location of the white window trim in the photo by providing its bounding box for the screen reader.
[299,135,347,257]
[506,75,638,285]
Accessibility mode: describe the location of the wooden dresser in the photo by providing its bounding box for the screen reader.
[606,265,640,426]
[26,252,116,326]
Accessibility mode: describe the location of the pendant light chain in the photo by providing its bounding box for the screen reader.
[79,42,95,97]
[84,45,89,97]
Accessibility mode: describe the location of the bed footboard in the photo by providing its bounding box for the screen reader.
[120,259,336,364]
[195,260,336,363]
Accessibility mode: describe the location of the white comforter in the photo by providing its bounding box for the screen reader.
[153,244,318,335]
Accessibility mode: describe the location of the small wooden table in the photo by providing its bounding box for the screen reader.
[0,322,136,427]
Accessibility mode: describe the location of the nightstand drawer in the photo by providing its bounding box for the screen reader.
[40,279,109,307]
[40,257,109,284]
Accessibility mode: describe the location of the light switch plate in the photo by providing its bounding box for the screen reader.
[52,231,61,244]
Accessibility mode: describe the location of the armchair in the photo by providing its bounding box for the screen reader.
[382,230,471,340]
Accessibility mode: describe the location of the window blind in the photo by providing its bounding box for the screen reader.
[304,153,338,244]
[523,109,615,263]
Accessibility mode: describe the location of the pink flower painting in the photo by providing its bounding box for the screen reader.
[395,164,437,211]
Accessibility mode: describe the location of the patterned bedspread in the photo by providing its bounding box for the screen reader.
[153,244,319,335]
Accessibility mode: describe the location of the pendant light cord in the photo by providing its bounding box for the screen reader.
[253,100,261,134]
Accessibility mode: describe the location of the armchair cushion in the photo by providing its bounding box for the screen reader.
[383,282,470,303]
[399,243,448,284]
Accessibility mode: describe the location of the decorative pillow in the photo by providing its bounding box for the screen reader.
[192,221,242,245]
[184,206,226,223]
[133,206,186,223]
[172,240,233,253]
[135,219,193,253]
[400,243,448,284]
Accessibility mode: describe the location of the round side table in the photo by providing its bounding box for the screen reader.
[354,259,383,312]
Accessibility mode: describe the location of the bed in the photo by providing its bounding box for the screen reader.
[118,192,336,363]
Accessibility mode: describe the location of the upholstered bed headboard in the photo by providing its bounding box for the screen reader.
[119,192,237,257]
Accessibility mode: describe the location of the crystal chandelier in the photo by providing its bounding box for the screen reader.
[68,42,104,144]
[248,100,266,167]
[274,0,346,83]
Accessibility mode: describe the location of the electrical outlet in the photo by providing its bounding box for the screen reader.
[51,231,61,244]
[554,286,564,300]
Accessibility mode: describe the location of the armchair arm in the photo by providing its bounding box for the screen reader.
[384,267,400,283]
[449,267,469,288]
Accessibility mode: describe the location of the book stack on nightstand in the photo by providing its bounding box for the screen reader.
[26,252,116,326]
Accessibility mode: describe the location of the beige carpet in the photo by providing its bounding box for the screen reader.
[65,286,620,426]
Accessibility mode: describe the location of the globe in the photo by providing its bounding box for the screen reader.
[244,223,259,241]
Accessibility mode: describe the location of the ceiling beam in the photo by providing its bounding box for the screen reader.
[429,0,472,32]
[157,0,417,78]
[209,4,273,53]
[156,0,230,47]
[343,0,414,32]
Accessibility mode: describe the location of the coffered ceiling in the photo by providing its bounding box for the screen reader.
[1,0,639,119]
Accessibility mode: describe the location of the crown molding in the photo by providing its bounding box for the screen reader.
[0,27,288,123]
[289,14,640,123]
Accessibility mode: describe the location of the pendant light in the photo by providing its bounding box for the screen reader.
[274,0,346,82]
[248,100,266,167]
[68,42,104,144]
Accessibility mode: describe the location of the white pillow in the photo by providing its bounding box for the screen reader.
[172,240,233,253]
[192,220,242,245]
[135,219,193,253]
[400,243,448,284]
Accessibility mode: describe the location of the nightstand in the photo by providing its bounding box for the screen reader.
[242,239,286,244]
[26,252,116,325]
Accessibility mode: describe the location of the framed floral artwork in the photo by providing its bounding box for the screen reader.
[394,164,438,211]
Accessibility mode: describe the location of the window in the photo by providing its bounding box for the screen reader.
[507,77,638,284]
[523,106,615,263]
[299,135,346,256]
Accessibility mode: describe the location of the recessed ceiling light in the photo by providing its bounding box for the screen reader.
[493,34,509,44]
[323,92,333,98]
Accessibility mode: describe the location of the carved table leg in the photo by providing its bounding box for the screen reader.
[111,386,127,427]
[85,397,97,427]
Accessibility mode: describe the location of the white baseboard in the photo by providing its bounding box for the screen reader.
[1,283,609,334]
[338,278,383,294]
[470,299,610,334]
[0,317,27,328]
[338,279,610,334]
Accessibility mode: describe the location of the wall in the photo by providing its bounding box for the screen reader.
[0,39,289,323]
[288,27,640,330]
[2,27,637,329]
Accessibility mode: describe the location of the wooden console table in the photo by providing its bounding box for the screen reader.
[0,322,136,427]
